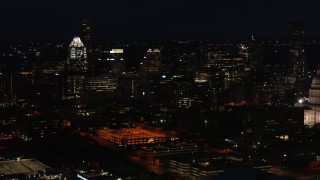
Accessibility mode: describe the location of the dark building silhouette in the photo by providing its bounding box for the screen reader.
[95,48,125,76]
[108,49,125,76]
[82,19,92,47]
[139,49,162,97]
[249,36,263,71]
[81,19,94,74]
[289,21,306,79]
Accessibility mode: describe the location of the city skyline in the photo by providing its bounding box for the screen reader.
[2,1,320,179]
[2,0,320,41]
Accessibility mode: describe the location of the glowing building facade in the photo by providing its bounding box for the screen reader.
[304,70,320,127]
[67,37,88,73]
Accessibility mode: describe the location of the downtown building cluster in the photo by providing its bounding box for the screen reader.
[0,20,317,145]
[1,20,320,179]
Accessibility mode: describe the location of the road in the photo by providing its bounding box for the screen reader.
[267,166,320,179]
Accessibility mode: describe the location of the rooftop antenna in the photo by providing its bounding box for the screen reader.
[251,35,255,41]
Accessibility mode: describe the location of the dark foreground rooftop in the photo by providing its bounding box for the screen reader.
[0,158,48,175]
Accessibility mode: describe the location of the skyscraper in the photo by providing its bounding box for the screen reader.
[66,37,88,73]
[109,49,125,76]
[81,19,94,74]
[82,19,92,47]
[141,49,162,74]
[139,49,162,97]
[289,21,306,79]
[248,36,263,71]
[95,49,125,75]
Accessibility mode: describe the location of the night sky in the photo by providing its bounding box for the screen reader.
[1,0,320,41]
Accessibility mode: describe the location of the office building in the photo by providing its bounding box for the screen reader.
[109,49,125,76]
[141,49,162,74]
[289,21,306,79]
[82,19,92,50]
[96,48,125,76]
[84,75,118,94]
[66,37,88,73]
[140,49,162,96]
[22,112,62,139]
[65,75,85,99]
[207,45,251,90]
[81,19,94,74]
[119,73,139,97]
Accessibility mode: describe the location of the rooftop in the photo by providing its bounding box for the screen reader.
[69,37,84,48]
[0,159,49,175]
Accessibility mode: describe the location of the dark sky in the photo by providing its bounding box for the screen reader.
[1,0,320,41]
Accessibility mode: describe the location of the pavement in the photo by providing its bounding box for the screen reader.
[267,166,320,179]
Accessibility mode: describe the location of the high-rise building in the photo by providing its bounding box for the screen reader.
[65,75,85,99]
[0,74,16,107]
[289,21,306,79]
[248,36,263,71]
[84,76,118,95]
[66,37,88,73]
[96,49,125,76]
[139,49,162,97]
[207,45,251,90]
[119,72,139,97]
[141,49,162,74]
[109,49,125,76]
[82,19,92,48]
[81,19,94,74]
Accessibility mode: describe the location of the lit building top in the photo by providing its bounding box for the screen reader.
[147,49,160,53]
[67,37,88,72]
[110,49,124,54]
[69,37,84,48]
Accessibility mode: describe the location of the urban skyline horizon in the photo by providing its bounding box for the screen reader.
[2,1,320,179]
